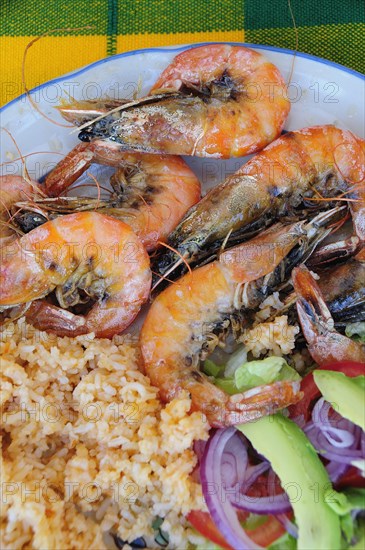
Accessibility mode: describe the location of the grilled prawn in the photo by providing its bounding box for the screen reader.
[0,212,151,338]
[140,210,339,427]
[20,142,201,251]
[153,125,365,282]
[59,44,290,158]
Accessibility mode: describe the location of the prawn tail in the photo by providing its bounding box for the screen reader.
[223,380,303,427]
[26,301,87,336]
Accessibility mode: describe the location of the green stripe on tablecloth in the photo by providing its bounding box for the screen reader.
[117,0,244,35]
[245,23,365,74]
[107,0,118,55]
[2,0,244,37]
[1,0,107,35]
[244,0,364,30]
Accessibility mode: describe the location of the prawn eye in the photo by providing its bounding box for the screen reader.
[15,211,48,233]
[78,130,92,142]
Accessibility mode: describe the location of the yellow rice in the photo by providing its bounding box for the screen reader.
[0,319,210,549]
[240,315,299,358]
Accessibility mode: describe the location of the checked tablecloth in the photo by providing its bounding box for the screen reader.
[0,0,364,107]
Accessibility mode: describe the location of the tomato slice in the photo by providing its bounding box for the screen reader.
[187,510,286,548]
[319,361,365,375]
[335,466,365,489]
[289,362,364,421]
[187,510,232,549]
[245,515,286,546]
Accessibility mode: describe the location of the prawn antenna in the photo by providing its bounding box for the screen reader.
[0,196,14,224]
[308,195,361,204]
[22,26,94,128]
[151,243,191,291]
[327,211,350,235]
[134,191,155,236]
[85,172,102,209]
[65,182,113,197]
[1,127,31,183]
[219,228,233,255]
[150,270,175,287]
[286,0,298,87]
[0,213,25,237]
[0,150,63,168]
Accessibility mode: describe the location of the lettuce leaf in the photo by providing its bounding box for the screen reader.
[268,532,297,550]
[194,542,223,550]
[203,359,224,378]
[204,356,301,395]
[345,322,365,343]
[342,488,365,510]
[234,357,301,391]
[351,521,365,549]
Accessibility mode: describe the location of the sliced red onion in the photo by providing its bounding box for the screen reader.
[312,398,357,448]
[222,433,248,488]
[198,397,364,550]
[312,398,356,433]
[222,450,247,489]
[322,426,356,448]
[241,462,270,493]
[305,425,364,463]
[231,466,291,515]
[201,428,263,549]
[222,452,241,489]
[231,493,291,514]
[267,468,277,497]
[291,414,306,429]
[311,398,332,427]
[326,460,349,483]
[276,514,298,539]
[292,400,365,484]
[193,439,207,461]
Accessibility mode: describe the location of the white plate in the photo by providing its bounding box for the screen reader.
[1,42,364,191]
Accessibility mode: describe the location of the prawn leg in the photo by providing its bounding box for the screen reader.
[43,140,144,197]
[308,235,361,267]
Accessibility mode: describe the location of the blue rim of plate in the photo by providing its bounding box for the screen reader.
[1,41,364,114]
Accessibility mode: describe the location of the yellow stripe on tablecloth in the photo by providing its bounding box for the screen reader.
[1,31,245,107]
[116,30,245,52]
[0,36,106,107]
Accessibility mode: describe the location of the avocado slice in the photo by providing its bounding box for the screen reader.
[313,370,365,431]
[238,415,342,550]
